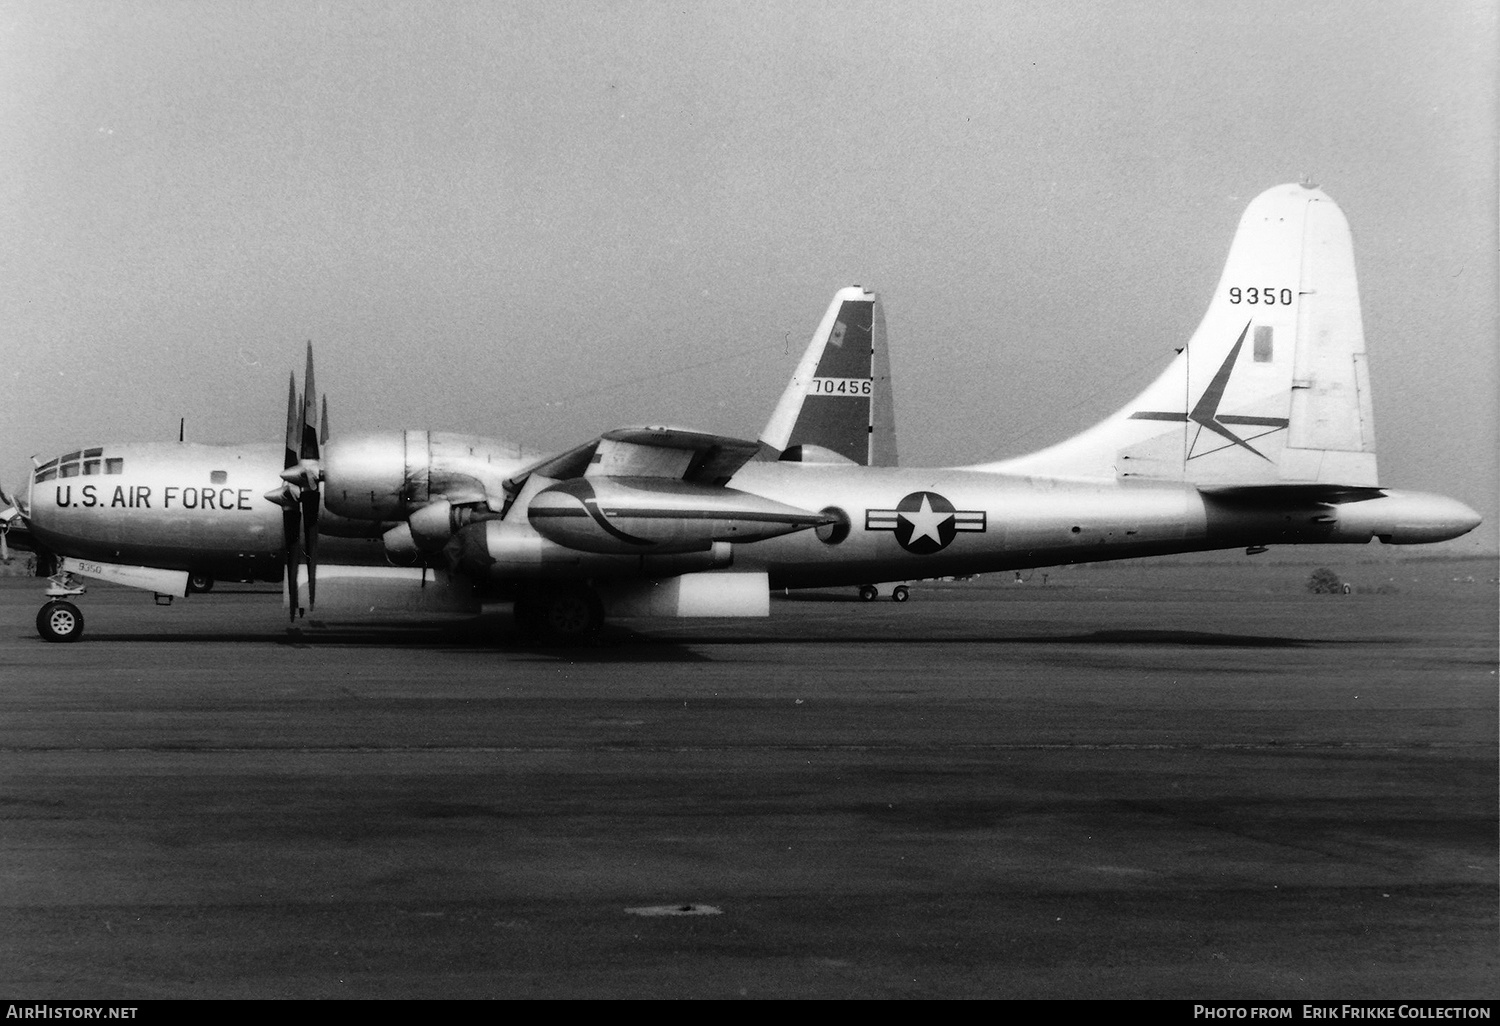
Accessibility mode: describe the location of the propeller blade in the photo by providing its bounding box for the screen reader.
[284,502,302,620]
[319,395,329,445]
[281,370,303,619]
[298,342,320,611]
[302,488,318,611]
[300,343,319,464]
[283,373,300,470]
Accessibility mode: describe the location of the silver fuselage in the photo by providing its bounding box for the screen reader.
[719,463,1480,588]
[27,443,287,579]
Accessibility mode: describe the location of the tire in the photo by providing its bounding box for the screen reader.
[891,586,910,603]
[37,601,84,643]
[858,585,879,602]
[187,573,214,594]
[537,585,604,642]
[512,593,539,634]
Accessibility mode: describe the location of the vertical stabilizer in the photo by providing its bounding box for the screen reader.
[759,286,898,466]
[978,184,1378,487]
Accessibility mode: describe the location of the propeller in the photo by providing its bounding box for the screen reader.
[0,479,15,562]
[264,343,323,619]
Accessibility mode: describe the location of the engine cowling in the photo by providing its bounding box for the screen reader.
[321,431,537,521]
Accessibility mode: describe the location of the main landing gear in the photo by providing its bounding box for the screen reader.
[36,570,87,642]
[512,583,605,643]
[858,584,910,603]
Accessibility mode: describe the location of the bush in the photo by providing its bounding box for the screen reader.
[1306,567,1344,594]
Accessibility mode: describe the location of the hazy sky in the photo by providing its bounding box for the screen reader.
[3,0,1496,552]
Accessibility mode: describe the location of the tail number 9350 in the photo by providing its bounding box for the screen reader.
[1229,287,1293,305]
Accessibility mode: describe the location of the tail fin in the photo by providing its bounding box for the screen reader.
[758,286,898,466]
[981,183,1378,487]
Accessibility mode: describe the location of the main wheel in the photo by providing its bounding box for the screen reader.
[37,601,84,643]
[534,585,603,642]
[187,573,214,594]
[858,585,879,602]
[891,585,910,603]
[512,594,540,635]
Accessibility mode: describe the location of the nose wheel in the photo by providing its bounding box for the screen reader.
[37,600,84,642]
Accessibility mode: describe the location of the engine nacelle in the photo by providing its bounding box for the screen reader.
[322,431,536,521]
[383,499,498,565]
[455,520,733,580]
[526,477,830,555]
[382,522,421,566]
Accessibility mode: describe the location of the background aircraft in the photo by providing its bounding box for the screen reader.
[17,185,1483,643]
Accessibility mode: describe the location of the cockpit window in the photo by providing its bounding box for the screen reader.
[35,449,107,482]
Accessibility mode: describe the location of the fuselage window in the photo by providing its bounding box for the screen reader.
[106,459,124,474]
[210,470,228,484]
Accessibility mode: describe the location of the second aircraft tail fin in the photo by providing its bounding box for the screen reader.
[758,286,897,467]
[979,183,1378,487]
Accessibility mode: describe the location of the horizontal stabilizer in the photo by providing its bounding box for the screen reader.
[1199,483,1387,507]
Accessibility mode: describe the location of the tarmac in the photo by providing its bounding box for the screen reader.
[0,558,1495,999]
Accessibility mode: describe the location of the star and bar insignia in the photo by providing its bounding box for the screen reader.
[866,491,985,554]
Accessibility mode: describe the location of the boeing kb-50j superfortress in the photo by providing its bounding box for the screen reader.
[6,184,1481,641]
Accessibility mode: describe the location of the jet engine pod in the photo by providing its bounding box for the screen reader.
[527,477,831,555]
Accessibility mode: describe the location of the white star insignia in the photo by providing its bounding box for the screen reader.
[900,494,951,546]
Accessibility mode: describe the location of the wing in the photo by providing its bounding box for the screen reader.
[501,426,831,555]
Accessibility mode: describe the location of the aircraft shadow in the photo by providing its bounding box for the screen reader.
[666,628,1361,648]
[77,622,715,662]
